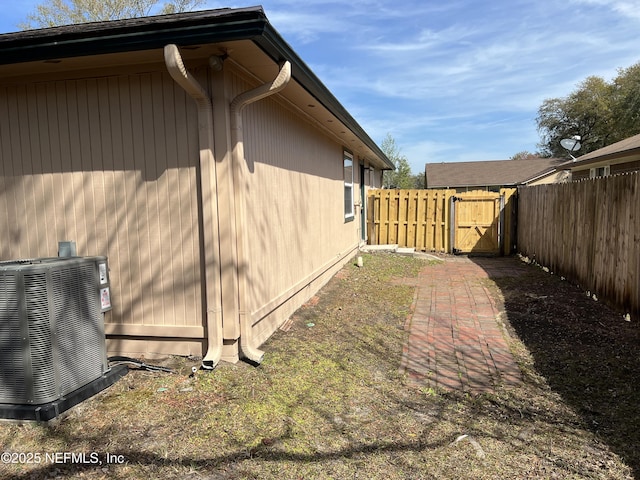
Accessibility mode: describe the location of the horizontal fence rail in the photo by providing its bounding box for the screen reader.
[518,172,640,317]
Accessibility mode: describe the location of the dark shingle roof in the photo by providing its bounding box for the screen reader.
[425,157,567,188]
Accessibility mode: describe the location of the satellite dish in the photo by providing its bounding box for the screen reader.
[560,137,581,152]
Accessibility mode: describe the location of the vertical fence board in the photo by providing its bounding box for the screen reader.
[407,191,417,248]
[415,192,426,250]
[426,193,436,250]
[627,177,639,311]
[434,192,441,252]
[398,191,407,246]
[389,191,397,244]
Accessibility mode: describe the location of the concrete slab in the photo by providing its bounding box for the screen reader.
[414,252,444,262]
[360,244,398,252]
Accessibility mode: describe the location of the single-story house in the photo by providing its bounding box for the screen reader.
[569,133,640,180]
[425,157,569,192]
[0,7,393,367]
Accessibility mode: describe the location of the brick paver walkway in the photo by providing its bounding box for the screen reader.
[400,256,524,393]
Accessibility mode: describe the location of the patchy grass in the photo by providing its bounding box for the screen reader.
[0,252,636,479]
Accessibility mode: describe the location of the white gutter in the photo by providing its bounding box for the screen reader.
[164,44,223,370]
[230,61,292,364]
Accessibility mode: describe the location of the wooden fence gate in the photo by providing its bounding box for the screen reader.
[451,194,503,255]
[367,188,516,255]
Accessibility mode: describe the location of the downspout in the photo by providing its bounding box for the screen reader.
[230,61,292,364]
[164,44,223,370]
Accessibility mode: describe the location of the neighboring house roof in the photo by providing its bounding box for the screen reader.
[570,132,640,169]
[0,6,393,170]
[425,157,567,188]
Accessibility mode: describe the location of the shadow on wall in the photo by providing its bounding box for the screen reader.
[470,256,640,478]
[0,65,357,359]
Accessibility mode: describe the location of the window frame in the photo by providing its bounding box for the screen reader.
[344,151,354,222]
[589,165,610,178]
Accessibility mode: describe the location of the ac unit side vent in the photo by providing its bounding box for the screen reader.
[52,265,105,396]
[0,274,26,400]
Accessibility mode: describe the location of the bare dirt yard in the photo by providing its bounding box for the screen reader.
[0,252,638,479]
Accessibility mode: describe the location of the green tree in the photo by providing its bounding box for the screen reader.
[381,134,416,189]
[537,76,615,157]
[536,61,640,158]
[510,151,543,161]
[412,173,426,189]
[20,0,203,29]
[611,62,640,141]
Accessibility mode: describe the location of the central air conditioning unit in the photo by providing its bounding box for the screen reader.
[0,256,117,419]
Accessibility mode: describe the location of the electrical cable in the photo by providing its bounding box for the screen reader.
[107,356,174,373]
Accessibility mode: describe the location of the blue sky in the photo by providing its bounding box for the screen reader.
[2,1,640,174]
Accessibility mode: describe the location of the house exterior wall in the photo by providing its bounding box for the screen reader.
[0,58,381,360]
[226,67,368,346]
[571,157,640,181]
[572,170,590,181]
[367,167,383,189]
[0,67,207,357]
[612,159,640,174]
[527,170,570,185]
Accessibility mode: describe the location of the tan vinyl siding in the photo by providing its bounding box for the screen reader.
[0,70,204,352]
[228,68,359,343]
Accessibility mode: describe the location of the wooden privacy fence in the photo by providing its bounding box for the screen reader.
[518,172,640,316]
[368,189,451,252]
[367,188,516,255]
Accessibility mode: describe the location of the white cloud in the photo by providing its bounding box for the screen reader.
[571,0,640,20]
[194,1,640,165]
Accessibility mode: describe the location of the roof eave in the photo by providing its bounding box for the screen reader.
[427,182,519,189]
[571,147,640,169]
[255,23,392,169]
[0,8,267,64]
